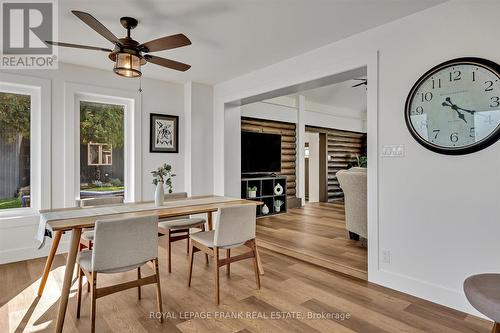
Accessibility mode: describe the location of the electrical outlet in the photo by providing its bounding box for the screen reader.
[382,249,391,264]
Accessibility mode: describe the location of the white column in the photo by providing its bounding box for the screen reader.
[184,82,193,196]
[297,95,306,205]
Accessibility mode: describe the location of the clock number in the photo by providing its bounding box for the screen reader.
[485,81,494,92]
[449,70,461,82]
[432,129,440,139]
[470,127,476,138]
[472,71,476,82]
[450,132,459,142]
[420,92,433,102]
[490,96,500,108]
[415,106,424,114]
[432,78,441,89]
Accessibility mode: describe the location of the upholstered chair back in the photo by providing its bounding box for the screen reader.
[78,196,124,207]
[214,205,256,248]
[164,192,188,200]
[337,167,367,238]
[92,215,158,272]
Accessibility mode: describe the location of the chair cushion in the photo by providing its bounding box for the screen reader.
[81,230,94,241]
[158,217,205,230]
[464,273,500,322]
[190,230,245,249]
[77,249,148,274]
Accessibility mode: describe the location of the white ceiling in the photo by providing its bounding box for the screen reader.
[56,0,444,84]
[299,77,367,114]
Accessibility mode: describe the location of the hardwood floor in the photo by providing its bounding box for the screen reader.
[0,236,492,332]
[257,202,368,279]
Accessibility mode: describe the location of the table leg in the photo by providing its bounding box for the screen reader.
[37,230,62,297]
[55,228,82,333]
[207,211,213,230]
[255,245,265,275]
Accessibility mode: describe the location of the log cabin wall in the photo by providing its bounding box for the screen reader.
[306,126,367,202]
[241,117,296,198]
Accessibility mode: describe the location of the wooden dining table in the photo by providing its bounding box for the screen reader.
[36,196,263,333]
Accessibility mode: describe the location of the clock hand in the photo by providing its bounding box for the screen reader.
[442,98,468,123]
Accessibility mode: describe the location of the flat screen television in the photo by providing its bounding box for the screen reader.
[241,131,281,174]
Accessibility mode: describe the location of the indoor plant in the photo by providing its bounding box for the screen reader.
[151,163,175,206]
[247,186,257,198]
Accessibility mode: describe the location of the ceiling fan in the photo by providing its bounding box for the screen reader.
[46,10,192,78]
[352,78,367,88]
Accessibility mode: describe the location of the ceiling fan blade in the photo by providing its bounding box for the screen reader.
[352,82,366,88]
[354,78,367,81]
[45,41,112,52]
[139,33,191,52]
[71,10,121,45]
[145,55,191,71]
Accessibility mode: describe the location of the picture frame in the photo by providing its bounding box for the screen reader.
[149,113,179,153]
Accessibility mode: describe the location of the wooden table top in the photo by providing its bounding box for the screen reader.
[45,196,262,231]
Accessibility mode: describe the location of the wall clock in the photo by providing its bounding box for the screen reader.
[405,57,500,155]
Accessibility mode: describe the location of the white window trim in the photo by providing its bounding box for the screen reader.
[65,83,141,206]
[0,74,51,218]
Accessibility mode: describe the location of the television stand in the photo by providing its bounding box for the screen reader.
[241,175,287,217]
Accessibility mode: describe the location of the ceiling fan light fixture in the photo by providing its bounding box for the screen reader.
[113,52,141,78]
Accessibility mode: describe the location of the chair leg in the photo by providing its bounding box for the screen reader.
[250,239,261,289]
[154,258,164,323]
[90,272,97,333]
[137,267,141,300]
[76,266,82,319]
[201,225,209,265]
[214,247,220,305]
[493,322,500,333]
[226,249,231,276]
[188,242,194,287]
[167,230,172,273]
[186,229,190,254]
[86,241,93,293]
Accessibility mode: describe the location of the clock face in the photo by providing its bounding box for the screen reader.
[405,57,500,154]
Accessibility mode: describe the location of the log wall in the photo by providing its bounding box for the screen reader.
[306,126,367,202]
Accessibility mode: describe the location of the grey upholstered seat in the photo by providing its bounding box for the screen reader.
[464,273,500,323]
[78,249,149,274]
[158,217,206,230]
[81,230,94,242]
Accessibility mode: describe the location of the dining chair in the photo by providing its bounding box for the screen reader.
[158,192,208,273]
[79,196,124,251]
[188,204,260,304]
[76,215,163,333]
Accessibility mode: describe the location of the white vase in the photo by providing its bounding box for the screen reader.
[262,204,269,215]
[274,183,283,195]
[275,206,281,213]
[155,181,164,207]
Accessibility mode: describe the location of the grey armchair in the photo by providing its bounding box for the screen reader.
[336,167,367,240]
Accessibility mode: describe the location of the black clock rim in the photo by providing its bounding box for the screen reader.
[404,57,500,155]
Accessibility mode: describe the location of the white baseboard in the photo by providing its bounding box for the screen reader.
[0,241,69,265]
[370,268,488,320]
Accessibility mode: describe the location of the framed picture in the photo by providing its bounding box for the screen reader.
[150,113,179,153]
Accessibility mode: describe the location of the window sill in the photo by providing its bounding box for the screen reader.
[0,207,39,220]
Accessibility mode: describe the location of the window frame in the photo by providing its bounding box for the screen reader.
[72,89,139,204]
[0,75,51,218]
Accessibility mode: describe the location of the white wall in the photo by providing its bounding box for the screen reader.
[214,0,500,316]
[0,62,185,263]
[184,82,214,196]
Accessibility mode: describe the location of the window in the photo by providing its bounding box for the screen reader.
[0,92,31,210]
[80,101,124,199]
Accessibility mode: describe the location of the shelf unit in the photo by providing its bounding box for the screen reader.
[241,176,287,217]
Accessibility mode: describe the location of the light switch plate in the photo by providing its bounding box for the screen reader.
[381,144,405,157]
